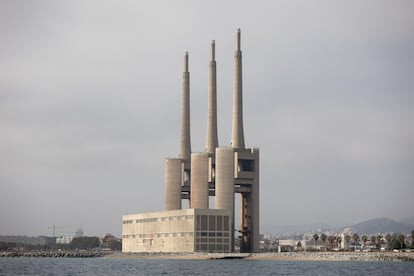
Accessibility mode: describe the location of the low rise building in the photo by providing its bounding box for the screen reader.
[122,208,231,253]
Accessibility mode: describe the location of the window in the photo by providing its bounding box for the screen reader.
[201,215,208,230]
[223,216,229,231]
[217,216,223,229]
[238,159,254,172]
[209,216,216,231]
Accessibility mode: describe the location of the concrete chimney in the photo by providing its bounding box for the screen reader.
[180,52,191,168]
[231,29,245,149]
[206,40,219,154]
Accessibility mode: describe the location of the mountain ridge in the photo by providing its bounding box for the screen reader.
[262,217,414,235]
[346,217,413,235]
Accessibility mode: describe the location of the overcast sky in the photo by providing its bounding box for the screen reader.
[1,0,413,237]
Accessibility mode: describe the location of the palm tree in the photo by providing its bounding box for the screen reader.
[313,233,319,250]
[327,236,335,250]
[320,233,327,245]
[345,235,351,250]
[398,234,405,251]
[376,235,383,250]
[411,230,414,248]
[336,236,342,249]
[362,235,368,249]
[353,234,360,250]
[385,234,392,250]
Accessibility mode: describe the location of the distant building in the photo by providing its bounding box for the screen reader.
[278,239,305,252]
[75,228,84,237]
[56,236,73,245]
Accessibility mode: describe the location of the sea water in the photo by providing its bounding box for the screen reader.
[0,258,413,275]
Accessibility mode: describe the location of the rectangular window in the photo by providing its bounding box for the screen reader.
[217,216,222,230]
[238,159,254,172]
[209,216,216,231]
[223,216,229,231]
[201,215,208,230]
[196,216,202,231]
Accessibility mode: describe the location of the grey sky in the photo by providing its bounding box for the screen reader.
[1,0,413,237]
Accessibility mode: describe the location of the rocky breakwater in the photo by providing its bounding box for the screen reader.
[0,251,110,258]
[249,252,414,262]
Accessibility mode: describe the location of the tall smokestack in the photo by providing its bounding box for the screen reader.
[206,40,218,154]
[231,29,245,149]
[180,52,191,166]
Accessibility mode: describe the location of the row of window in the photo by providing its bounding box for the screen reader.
[196,215,230,231]
[123,215,194,225]
[196,238,230,244]
[123,232,194,239]
[196,231,230,237]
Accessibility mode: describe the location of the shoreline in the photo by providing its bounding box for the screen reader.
[104,251,414,262]
[1,251,413,262]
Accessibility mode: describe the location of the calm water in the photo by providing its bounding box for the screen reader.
[0,258,413,276]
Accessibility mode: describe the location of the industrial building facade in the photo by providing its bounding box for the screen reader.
[122,29,259,253]
[122,209,231,253]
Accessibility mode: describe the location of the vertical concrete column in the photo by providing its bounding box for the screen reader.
[231,29,245,149]
[190,153,209,209]
[180,52,191,168]
[251,148,260,252]
[215,147,235,251]
[165,158,183,210]
[206,40,218,154]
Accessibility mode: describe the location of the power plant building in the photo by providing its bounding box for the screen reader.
[122,29,259,253]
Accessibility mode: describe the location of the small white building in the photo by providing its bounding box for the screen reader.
[56,236,73,245]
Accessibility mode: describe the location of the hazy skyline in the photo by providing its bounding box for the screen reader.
[1,0,413,237]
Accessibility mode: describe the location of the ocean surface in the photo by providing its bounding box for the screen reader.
[1,258,413,276]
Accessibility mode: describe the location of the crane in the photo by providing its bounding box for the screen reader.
[47,225,73,237]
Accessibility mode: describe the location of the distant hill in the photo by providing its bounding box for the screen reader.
[400,216,414,226]
[347,218,413,235]
[261,218,414,236]
[261,223,333,235]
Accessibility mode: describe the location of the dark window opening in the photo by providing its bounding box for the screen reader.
[238,159,254,172]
